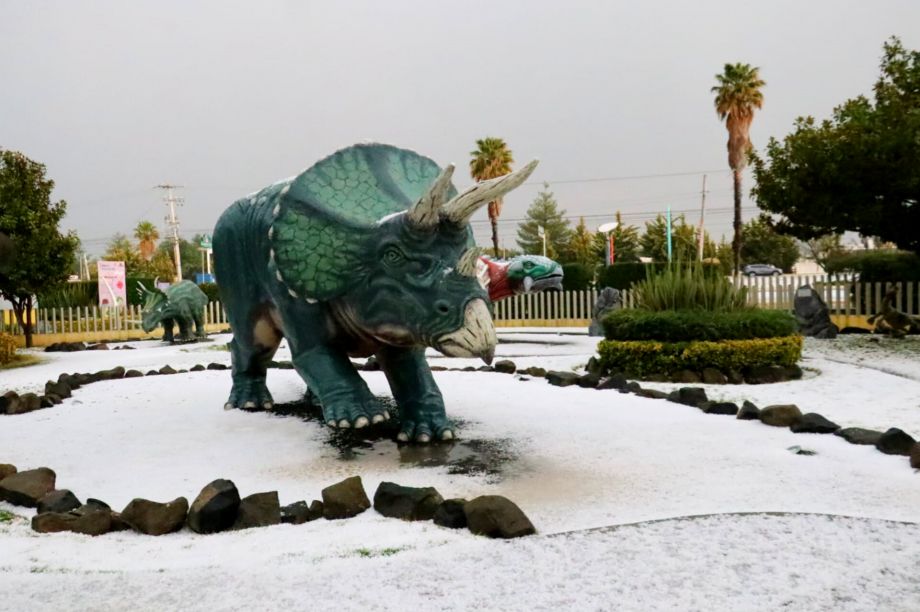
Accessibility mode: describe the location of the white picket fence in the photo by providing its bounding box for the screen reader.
[2,276,917,337]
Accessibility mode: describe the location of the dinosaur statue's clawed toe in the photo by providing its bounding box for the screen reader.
[397,409,455,444]
[225,378,274,411]
[321,396,389,430]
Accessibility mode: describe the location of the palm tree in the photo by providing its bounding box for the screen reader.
[134,220,160,261]
[712,63,765,275]
[469,137,514,256]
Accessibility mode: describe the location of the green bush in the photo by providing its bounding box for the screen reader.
[0,332,16,364]
[597,263,665,290]
[597,336,803,378]
[37,282,97,308]
[602,309,797,342]
[561,263,593,291]
[632,263,748,311]
[197,282,221,304]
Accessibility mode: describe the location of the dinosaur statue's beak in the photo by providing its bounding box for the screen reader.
[435,299,497,365]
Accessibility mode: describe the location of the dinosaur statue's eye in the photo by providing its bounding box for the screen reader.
[523,261,535,269]
[382,247,405,266]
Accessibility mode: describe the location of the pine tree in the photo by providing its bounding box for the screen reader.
[516,183,571,259]
[565,217,598,265]
[593,211,641,264]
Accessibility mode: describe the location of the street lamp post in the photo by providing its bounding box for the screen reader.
[538,225,546,257]
[598,221,619,265]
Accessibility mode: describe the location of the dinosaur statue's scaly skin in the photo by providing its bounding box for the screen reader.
[213,144,537,443]
[139,280,209,342]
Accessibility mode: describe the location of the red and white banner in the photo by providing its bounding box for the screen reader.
[97,260,126,307]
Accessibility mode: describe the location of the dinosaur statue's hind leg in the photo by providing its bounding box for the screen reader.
[225,305,281,410]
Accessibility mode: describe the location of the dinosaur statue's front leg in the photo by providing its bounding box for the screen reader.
[290,342,389,429]
[376,345,453,443]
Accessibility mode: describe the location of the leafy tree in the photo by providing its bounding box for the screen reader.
[739,217,799,271]
[134,220,160,261]
[516,183,571,259]
[752,38,920,254]
[712,63,766,274]
[564,217,598,265]
[103,233,141,271]
[469,137,514,257]
[156,235,204,280]
[0,150,79,347]
[593,211,641,264]
[640,214,715,262]
[801,234,846,271]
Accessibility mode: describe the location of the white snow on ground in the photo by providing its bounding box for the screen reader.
[1,331,919,611]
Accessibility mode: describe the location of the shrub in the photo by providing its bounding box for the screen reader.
[0,332,17,365]
[597,336,803,378]
[597,263,665,290]
[602,309,797,342]
[197,282,221,304]
[632,263,749,311]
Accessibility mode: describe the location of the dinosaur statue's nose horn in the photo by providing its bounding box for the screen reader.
[441,159,539,225]
[435,299,497,364]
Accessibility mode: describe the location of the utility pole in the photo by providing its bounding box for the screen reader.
[155,184,184,282]
[697,174,708,261]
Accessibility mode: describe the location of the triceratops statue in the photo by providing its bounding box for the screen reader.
[213,143,537,442]
[138,280,209,343]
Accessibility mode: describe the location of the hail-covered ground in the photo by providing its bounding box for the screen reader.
[1,331,919,611]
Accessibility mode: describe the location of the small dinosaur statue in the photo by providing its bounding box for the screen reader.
[867,284,920,338]
[477,255,563,301]
[138,280,209,342]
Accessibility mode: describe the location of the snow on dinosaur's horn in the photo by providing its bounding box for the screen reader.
[406,164,455,229]
[441,159,539,225]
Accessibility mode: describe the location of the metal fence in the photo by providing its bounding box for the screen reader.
[2,276,917,337]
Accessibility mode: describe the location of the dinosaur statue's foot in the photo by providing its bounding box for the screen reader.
[320,394,390,430]
[224,378,274,411]
[397,406,455,444]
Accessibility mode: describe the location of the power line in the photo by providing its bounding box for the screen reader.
[523,168,729,186]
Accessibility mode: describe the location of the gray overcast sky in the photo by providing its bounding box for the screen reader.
[3,0,919,255]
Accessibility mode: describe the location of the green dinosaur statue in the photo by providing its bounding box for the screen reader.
[138,280,209,342]
[867,284,920,338]
[213,143,537,443]
[478,255,563,301]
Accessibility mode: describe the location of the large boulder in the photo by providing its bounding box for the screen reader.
[121,497,189,535]
[794,285,838,338]
[667,387,708,408]
[834,427,884,446]
[759,405,803,427]
[464,495,536,539]
[588,287,621,336]
[875,428,917,456]
[322,476,370,520]
[0,467,56,507]
[187,479,241,534]
[37,490,82,515]
[31,507,112,536]
[280,500,324,525]
[233,492,281,529]
[0,464,16,480]
[373,482,444,521]
[433,499,469,529]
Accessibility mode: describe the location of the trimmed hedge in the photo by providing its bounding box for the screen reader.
[597,336,803,378]
[602,309,798,342]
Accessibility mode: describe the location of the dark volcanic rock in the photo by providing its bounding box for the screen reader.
[95,366,125,380]
[0,467,56,507]
[576,373,601,388]
[158,365,177,375]
[88,343,110,351]
[910,443,920,469]
[546,371,580,387]
[794,285,838,338]
[121,497,189,535]
[37,490,81,515]
[190,364,206,372]
[0,392,20,415]
[675,370,701,384]
[280,500,324,525]
[875,428,917,456]
[493,360,516,374]
[124,369,144,378]
[635,388,669,399]
[668,387,709,408]
[0,464,16,480]
[701,401,739,416]
[759,405,803,427]
[588,287,621,336]
[737,401,760,421]
[206,363,229,371]
[701,368,728,384]
[39,396,54,408]
[790,413,840,434]
[233,492,281,530]
[44,380,71,399]
[433,498,468,529]
[373,482,444,521]
[322,476,371,520]
[597,373,629,391]
[464,495,536,539]
[834,427,884,446]
[31,507,112,536]
[522,366,547,378]
[187,479,241,534]
[744,365,792,384]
